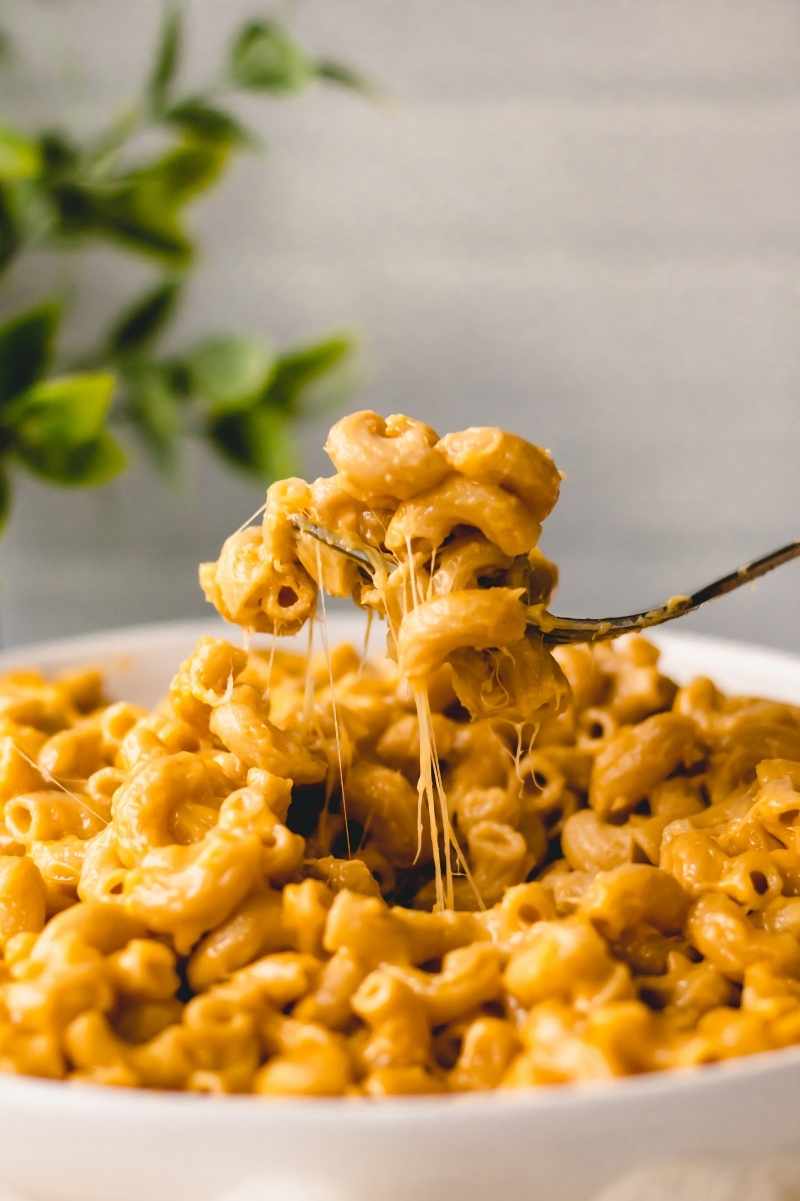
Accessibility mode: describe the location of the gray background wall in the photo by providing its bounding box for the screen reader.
[2,0,799,649]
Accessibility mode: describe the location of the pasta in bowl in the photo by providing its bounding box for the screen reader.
[0,622,799,1201]
[0,412,800,1199]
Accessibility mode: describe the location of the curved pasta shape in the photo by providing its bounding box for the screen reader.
[209,690,327,785]
[5,790,103,845]
[396,588,527,681]
[449,635,569,723]
[385,476,541,557]
[7,414,800,1098]
[199,528,316,636]
[0,856,46,946]
[113,752,233,865]
[589,713,699,818]
[325,411,448,503]
[429,534,513,597]
[437,426,561,520]
[346,761,428,867]
[123,829,263,954]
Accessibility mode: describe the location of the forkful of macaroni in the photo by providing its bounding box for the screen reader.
[200,410,799,906]
[201,408,799,730]
[7,408,800,1098]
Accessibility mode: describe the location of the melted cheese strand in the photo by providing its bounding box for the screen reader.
[356,807,375,853]
[418,686,453,908]
[358,608,374,678]
[426,545,437,602]
[263,633,279,703]
[412,685,445,910]
[428,705,485,910]
[514,722,525,780]
[405,534,458,910]
[231,499,268,537]
[217,671,235,708]
[314,541,351,858]
[302,605,317,727]
[10,742,107,827]
[405,536,421,609]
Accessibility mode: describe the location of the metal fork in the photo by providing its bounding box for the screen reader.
[289,514,800,646]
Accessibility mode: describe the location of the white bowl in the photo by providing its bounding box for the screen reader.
[1,620,799,1201]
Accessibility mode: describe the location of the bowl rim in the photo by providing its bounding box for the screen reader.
[2,617,800,1125]
[1,1038,799,1127]
[3,615,799,676]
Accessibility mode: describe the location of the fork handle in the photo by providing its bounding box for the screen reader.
[534,539,800,646]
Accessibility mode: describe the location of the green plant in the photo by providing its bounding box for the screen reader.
[0,7,368,533]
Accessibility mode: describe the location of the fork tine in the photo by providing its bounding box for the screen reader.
[288,514,376,570]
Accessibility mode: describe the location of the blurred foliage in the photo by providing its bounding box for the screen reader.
[0,6,367,533]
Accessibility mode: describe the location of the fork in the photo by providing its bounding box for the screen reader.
[288,515,800,646]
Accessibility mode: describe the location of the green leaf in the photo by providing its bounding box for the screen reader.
[10,372,116,446]
[0,126,42,182]
[47,182,98,238]
[96,201,193,264]
[0,303,60,407]
[138,141,230,206]
[6,178,57,245]
[123,361,181,472]
[0,186,20,271]
[11,371,123,486]
[246,406,297,479]
[186,335,274,413]
[107,279,181,355]
[207,405,297,481]
[265,333,355,413]
[38,129,81,175]
[0,463,10,535]
[17,430,126,487]
[51,140,227,264]
[229,21,313,93]
[315,59,375,95]
[112,140,230,215]
[49,181,190,262]
[148,3,182,111]
[164,99,256,146]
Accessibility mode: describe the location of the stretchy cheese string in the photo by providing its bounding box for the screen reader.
[264,633,279,701]
[10,741,107,827]
[428,707,484,910]
[401,535,483,909]
[231,499,267,537]
[216,671,235,707]
[513,723,525,781]
[412,686,446,908]
[404,534,471,911]
[302,606,316,727]
[357,608,374,679]
[386,542,438,895]
[492,647,515,710]
[314,541,351,858]
[355,807,375,853]
[426,545,437,602]
[493,718,539,787]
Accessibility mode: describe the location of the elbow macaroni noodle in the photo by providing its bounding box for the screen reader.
[0,412,799,1095]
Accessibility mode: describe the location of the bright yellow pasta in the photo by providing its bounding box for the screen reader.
[0,412,798,1097]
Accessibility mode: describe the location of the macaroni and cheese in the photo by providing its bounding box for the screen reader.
[0,412,798,1097]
